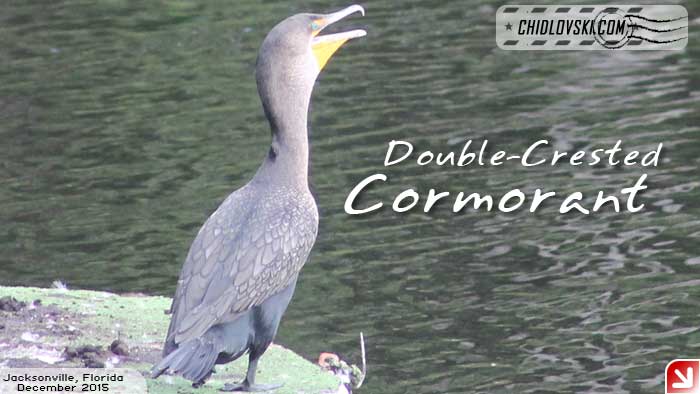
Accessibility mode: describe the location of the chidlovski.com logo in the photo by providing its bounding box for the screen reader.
[496,4,688,50]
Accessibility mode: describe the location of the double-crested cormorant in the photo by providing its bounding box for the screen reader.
[151,5,366,392]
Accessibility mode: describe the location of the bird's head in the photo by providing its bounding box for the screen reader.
[255,5,366,124]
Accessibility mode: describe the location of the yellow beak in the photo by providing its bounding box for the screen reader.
[311,5,366,71]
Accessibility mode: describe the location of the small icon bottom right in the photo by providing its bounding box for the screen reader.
[666,359,700,394]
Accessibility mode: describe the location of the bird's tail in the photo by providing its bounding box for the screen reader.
[151,338,218,384]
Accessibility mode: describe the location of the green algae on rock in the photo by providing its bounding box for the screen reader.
[0,286,339,394]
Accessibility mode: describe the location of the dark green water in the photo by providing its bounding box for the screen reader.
[1,1,699,393]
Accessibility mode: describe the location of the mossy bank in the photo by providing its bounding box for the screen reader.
[0,286,339,393]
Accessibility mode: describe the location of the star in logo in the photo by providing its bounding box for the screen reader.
[505,22,513,31]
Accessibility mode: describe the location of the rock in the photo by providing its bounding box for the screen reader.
[0,296,26,312]
[84,358,105,368]
[64,344,106,368]
[109,340,129,356]
[0,285,341,393]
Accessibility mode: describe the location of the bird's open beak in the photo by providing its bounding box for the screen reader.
[311,5,366,71]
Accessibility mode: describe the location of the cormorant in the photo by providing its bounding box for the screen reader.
[151,5,366,392]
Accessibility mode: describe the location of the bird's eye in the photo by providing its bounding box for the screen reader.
[311,21,321,31]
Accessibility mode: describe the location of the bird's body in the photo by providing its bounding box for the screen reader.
[165,182,318,352]
[161,182,318,367]
[151,5,365,391]
[154,177,318,389]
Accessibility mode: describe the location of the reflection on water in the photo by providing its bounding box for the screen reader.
[1,1,699,393]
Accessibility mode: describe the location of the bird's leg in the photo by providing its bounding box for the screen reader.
[220,357,283,392]
[192,369,213,388]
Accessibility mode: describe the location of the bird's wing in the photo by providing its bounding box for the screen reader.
[165,186,318,346]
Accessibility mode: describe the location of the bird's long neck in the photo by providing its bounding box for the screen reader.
[255,72,314,187]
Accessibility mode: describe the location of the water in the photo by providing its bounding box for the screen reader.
[1,1,699,393]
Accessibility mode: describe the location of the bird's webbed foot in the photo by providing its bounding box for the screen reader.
[220,380,283,392]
